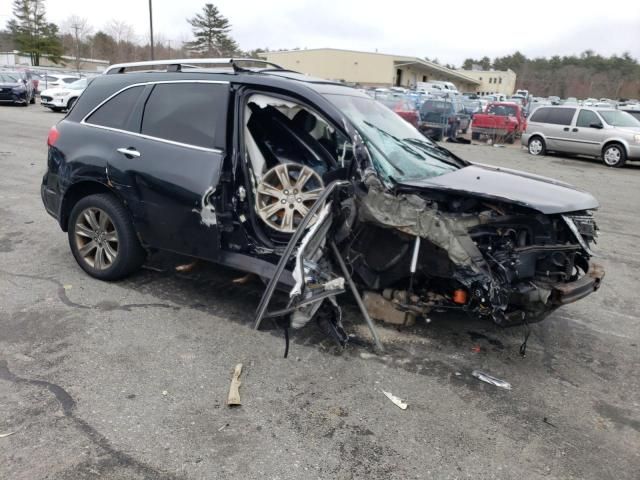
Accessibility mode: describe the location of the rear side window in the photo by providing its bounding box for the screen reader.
[546,108,576,125]
[85,86,145,131]
[141,83,228,149]
[529,107,549,123]
[576,110,600,127]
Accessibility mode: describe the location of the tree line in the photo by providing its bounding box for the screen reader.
[0,0,265,69]
[462,51,640,99]
[2,0,638,98]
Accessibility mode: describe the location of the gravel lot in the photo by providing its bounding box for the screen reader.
[1,105,639,480]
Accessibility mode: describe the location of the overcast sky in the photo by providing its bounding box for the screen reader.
[1,0,639,65]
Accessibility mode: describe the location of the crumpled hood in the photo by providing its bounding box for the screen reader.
[397,163,599,214]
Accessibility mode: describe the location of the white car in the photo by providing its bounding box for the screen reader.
[40,74,81,89]
[40,78,88,112]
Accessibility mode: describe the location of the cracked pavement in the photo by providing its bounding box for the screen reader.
[1,106,639,479]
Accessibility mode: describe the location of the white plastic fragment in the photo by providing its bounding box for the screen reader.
[471,370,512,390]
[381,390,408,410]
[0,431,16,438]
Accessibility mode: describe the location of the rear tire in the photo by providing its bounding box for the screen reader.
[528,136,546,156]
[67,193,146,280]
[602,143,626,168]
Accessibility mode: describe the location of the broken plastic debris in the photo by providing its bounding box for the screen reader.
[381,390,408,410]
[161,390,168,396]
[175,261,198,273]
[227,363,243,406]
[232,273,255,284]
[0,431,16,438]
[471,370,511,390]
[63,284,72,290]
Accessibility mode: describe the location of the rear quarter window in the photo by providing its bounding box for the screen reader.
[529,107,549,123]
[85,85,145,131]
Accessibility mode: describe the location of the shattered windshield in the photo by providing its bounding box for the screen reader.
[326,94,459,182]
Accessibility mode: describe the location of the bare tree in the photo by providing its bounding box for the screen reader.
[62,15,92,71]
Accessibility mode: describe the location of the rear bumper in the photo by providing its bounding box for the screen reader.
[472,126,514,136]
[551,262,605,305]
[41,179,60,221]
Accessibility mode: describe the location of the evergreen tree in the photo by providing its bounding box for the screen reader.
[7,0,63,66]
[185,3,239,57]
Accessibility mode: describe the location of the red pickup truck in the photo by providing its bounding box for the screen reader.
[471,102,526,143]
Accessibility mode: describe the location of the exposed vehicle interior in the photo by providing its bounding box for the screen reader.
[242,93,352,235]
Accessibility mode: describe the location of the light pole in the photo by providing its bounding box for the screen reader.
[148,0,155,60]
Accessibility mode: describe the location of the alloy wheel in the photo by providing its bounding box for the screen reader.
[74,207,119,270]
[255,163,324,233]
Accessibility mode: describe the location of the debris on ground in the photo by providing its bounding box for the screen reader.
[232,273,256,284]
[175,261,198,273]
[0,431,16,438]
[227,363,243,406]
[381,390,408,410]
[161,390,168,396]
[471,345,482,353]
[471,370,512,390]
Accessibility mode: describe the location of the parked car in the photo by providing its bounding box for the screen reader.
[522,106,640,167]
[40,78,88,112]
[40,74,81,90]
[0,71,36,105]
[418,98,470,140]
[41,58,603,343]
[471,102,526,143]
[462,99,482,116]
[377,96,419,128]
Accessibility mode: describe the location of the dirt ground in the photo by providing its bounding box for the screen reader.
[1,106,639,479]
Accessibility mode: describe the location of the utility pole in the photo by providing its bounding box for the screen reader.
[148,0,155,60]
[72,24,81,73]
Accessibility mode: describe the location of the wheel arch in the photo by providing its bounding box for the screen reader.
[602,139,628,157]
[59,181,124,232]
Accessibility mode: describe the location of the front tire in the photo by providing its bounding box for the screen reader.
[68,194,146,280]
[528,136,546,156]
[66,97,77,111]
[602,143,626,168]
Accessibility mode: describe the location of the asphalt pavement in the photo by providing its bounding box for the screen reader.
[1,105,639,479]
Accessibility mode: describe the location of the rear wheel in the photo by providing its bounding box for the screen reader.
[602,143,626,168]
[68,194,146,280]
[528,136,546,156]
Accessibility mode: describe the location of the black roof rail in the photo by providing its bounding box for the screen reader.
[103,58,284,75]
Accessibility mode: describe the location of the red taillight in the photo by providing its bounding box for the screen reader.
[47,126,59,146]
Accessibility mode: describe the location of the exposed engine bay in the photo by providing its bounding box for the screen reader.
[227,91,604,348]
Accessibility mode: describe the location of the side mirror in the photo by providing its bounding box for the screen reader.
[589,122,603,129]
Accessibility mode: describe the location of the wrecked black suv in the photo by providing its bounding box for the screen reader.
[41,58,604,344]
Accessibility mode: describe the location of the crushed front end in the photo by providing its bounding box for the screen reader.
[343,175,604,326]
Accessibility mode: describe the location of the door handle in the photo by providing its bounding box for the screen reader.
[563,127,570,131]
[116,147,141,158]
[572,128,579,132]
